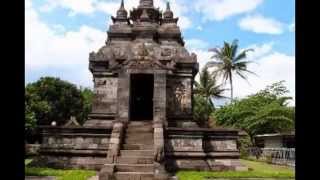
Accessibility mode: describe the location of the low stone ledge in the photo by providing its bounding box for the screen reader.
[26,144,40,156]
[39,126,113,134]
[166,128,239,138]
[41,133,111,137]
[165,151,240,158]
[31,156,106,170]
[39,149,108,156]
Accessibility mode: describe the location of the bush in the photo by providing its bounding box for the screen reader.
[213,81,295,144]
[238,135,252,158]
[25,77,93,143]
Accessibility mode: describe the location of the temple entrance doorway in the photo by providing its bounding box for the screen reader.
[130,74,154,121]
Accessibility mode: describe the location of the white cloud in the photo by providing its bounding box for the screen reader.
[231,51,295,105]
[239,14,285,34]
[39,0,193,29]
[289,22,295,32]
[40,0,96,16]
[196,26,203,31]
[226,43,295,105]
[245,42,274,60]
[185,39,210,50]
[26,0,106,87]
[186,41,295,106]
[195,0,263,21]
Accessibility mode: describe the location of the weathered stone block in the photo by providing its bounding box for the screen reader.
[166,138,203,152]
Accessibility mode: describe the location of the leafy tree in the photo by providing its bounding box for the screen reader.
[193,67,227,126]
[25,77,85,126]
[79,87,94,125]
[213,81,295,144]
[194,67,228,106]
[206,39,255,100]
[193,95,214,127]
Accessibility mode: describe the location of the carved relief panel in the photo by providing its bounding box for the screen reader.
[165,138,203,152]
[92,77,118,114]
[205,140,237,151]
[166,77,192,116]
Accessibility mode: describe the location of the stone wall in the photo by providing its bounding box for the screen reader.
[92,77,118,115]
[33,126,112,170]
[25,144,40,156]
[164,127,247,172]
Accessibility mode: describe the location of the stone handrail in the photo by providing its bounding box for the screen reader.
[106,121,126,164]
[153,122,169,179]
[154,122,164,162]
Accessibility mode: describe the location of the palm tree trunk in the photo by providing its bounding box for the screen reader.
[229,71,233,101]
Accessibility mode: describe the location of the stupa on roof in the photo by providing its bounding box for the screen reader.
[35,1,247,179]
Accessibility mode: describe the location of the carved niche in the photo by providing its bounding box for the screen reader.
[92,78,118,113]
[167,78,192,116]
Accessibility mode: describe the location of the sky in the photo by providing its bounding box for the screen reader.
[25,0,295,106]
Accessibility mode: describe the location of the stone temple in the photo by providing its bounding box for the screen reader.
[35,0,247,179]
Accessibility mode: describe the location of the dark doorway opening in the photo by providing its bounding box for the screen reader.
[130,74,154,121]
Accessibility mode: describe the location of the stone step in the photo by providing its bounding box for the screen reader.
[122,144,154,150]
[126,126,153,133]
[115,164,154,172]
[116,156,154,164]
[125,136,154,144]
[127,123,153,128]
[125,133,153,138]
[125,138,154,145]
[120,150,154,157]
[128,121,153,125]
[114,172,154,180]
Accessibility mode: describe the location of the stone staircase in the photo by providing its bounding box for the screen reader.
[113,121,155,180]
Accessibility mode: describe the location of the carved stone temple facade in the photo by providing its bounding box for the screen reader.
[35,0,247,179]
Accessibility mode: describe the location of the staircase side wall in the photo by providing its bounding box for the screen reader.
[32,127,113,170]
[164,128,248,171]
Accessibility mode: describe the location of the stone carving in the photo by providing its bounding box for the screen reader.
[207,140,237,151]
[161,48,172,57]
[112,46,127,60]
[174,82,188,112]
[167,78,192,116]
[166,138,203,152]
[92,78,118,114]
[94,79,106,87]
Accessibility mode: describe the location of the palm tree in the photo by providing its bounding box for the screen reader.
[194,67,227,108]
[206,39,255,100]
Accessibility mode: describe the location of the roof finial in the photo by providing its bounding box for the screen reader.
[116,0,127,19]
[121,0,124,9]
[163,1,173,19]
[139,0,154,8]
[166,1,171,11]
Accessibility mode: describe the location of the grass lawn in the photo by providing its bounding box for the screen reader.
[25,159,97,180]
[176,159,295,180]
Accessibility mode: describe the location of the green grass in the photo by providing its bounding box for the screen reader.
[176,159,295,180]
[25,167,97,180]
[25,159,33,166]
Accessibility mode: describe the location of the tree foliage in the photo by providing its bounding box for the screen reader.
[213,81,295,144]
[207,39,255,100]
[193,67,227,126]
[193,95,214,127]
[79,87,94,124]
[25,77,94,138]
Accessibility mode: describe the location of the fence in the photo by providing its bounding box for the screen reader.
[247,147,295,167]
